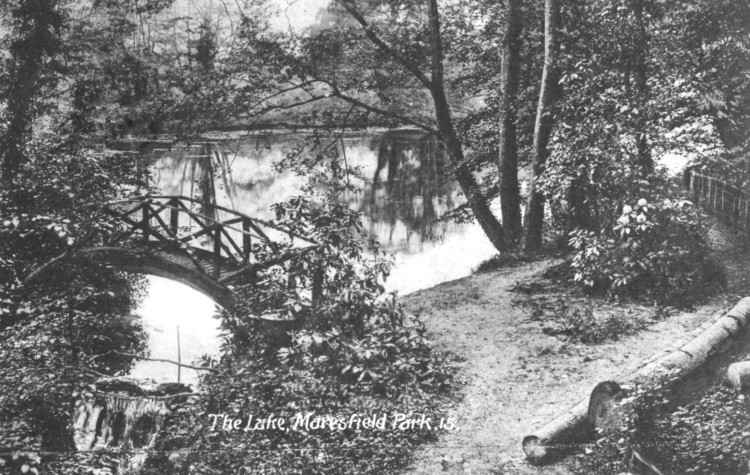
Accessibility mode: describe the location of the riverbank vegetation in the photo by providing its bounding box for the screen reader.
[135,195,458,475]
[1,0,750,473]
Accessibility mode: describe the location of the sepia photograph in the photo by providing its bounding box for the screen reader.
[0,0,749,473]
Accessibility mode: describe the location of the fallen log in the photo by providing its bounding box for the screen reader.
[521,399,590,464]
[522,297,750,464]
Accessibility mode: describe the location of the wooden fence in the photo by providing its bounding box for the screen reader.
[685,169,750,230]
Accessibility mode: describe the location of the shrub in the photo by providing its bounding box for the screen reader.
[646,385,750,475]
[558,304,641,344]
[139,196,458,475]
[520,293,646,344]
[573,382,750,475]
[568,197,724,306]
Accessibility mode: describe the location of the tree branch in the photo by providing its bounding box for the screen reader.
[66,364,111,379]
[21,250,71,286]
[91,350,218,373]
[21,225,100,287]
[324,83,439,135]
[427,0,444,89]
[239,78,439,136]
[242,80,320,114]
[335,0,432,89]
[93,390,198,400]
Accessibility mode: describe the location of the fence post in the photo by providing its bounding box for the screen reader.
[735,195,740,224]
[704,177,709,209]
[712,179,717,211]
[688,170,698,196]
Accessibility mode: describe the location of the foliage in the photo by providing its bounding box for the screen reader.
[554,302,643,344]
[473,252,536,274]
[130,193,458,475]
[2,0,750,472]
[573,379,750,475]
[0,145,149,471]
[644,385,750,475]
[0,90,149,474]
[513,282,651,344]
[567,196,723,306]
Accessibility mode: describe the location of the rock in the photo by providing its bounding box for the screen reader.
[94,377,146,396]
[154,382,191,395]
[588,381,629,436]
[726,361,750,391]
[73,376,190,469]
[440,453,464,473]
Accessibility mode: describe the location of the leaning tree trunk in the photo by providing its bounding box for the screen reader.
[428,0,506,252]
[498,0,524,246]
[523,0,561,252]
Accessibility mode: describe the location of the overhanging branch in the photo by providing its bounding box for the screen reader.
[335,0,432,89]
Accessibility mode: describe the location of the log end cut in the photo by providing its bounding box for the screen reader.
[522,435,547,465]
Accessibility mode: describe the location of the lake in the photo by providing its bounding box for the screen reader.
[121,129,499,385]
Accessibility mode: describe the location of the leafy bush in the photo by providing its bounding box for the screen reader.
[0,146,149,473]
[573,382,750,475]
[557,304,641,344]
[517,290,647,344]
[645,385,750,475]
[568,197,724,306]
[138,196,457,475]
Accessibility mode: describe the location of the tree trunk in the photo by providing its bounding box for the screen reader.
[1,0,61,188]
[427,0,506,252]
[1,61,38,186]
[523,0,561,252]
[631,0,651,175]
[498,0,524,246]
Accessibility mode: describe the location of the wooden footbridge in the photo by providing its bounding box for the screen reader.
[72,195,316,314]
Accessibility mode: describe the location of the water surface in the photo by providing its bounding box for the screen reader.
[124,129,498,385]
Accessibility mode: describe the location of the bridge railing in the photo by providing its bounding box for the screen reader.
[685,168,750,231]
[103,195,316,274]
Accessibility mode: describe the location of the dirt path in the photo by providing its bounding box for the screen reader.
[399,220,747,475]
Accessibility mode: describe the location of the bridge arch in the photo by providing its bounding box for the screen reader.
[26,195,317,323]
[73,246,237,312]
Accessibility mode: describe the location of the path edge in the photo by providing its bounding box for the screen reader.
[521,296,750,464]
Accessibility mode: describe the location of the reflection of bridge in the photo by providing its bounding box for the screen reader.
[74,195,316,313]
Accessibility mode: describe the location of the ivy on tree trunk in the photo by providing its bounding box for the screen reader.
[498,0,524,247]
[524,0,562,252]
[0,0,62,187]
[631,0,652,176]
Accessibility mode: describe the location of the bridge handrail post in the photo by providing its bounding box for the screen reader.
[242,218,251,263]
[311,263,324,316]
[141,202,151,242]
[214,224,222,278]
[169,198,179,237]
